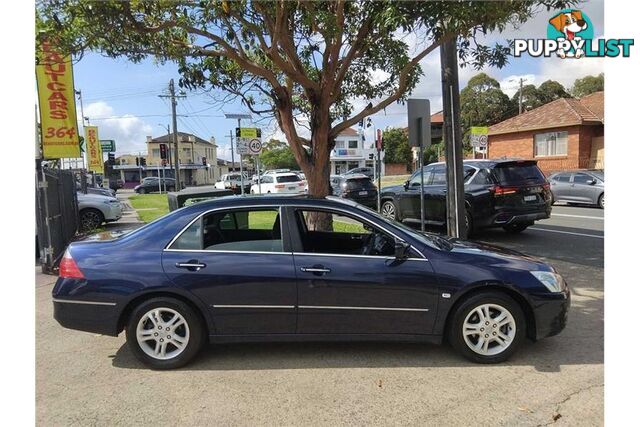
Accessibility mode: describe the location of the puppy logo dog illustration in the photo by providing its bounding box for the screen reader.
[548,10,588,58]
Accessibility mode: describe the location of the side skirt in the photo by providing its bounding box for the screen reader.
[209,333,443,345]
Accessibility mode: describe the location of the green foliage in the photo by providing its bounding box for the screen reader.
[460,73,512,141]
[382,128,411,166]
[423,143,442,165]
[259,139,299,170]
[537,80,571,103]
[571,73,604,97]
[511,80,571,113]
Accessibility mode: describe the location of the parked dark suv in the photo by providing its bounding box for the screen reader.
[331,174,378,208]
[380,159,552,235]
[134,177,176,194]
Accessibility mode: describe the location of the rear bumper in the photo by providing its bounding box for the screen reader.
[486,206,551,227]
[530,286,571,340]
[53,298,121,336]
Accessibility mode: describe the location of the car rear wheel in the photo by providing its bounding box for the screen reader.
[598,193,604,209]
[381,200,398,221]
[503,223,529,233]
[138,188,146,194]
[126,297,204,370]
[79,208,104,231]
[448,292,525,364]
[464,210,474,238]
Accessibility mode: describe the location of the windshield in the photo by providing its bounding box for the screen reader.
[276,175,301,183]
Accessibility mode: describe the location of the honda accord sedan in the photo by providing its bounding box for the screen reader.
[53,196,570,369]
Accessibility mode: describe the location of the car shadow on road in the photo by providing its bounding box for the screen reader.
[111,285,602,373]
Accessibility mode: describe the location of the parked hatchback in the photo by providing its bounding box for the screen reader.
[380,159,552,235]
[53,196,569,369]
[76,192,123,231]
[331,174,378,208]
[548,170,604,208]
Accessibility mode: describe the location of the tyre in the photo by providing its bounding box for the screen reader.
[79,208,104,231]
[598,193,604,209]
[448,291,526,364]
[464,210,474,238]
[125,297,205,370]
[502,223,529,234]
[381,200,398,221]
[138,188,146,194]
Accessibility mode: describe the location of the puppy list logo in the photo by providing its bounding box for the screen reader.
[514,9,633,59]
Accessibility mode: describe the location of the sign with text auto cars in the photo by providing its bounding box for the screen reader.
[85,126,104,174]
[36,41,81,159]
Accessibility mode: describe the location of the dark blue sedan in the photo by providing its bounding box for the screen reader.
[53,196,570,369]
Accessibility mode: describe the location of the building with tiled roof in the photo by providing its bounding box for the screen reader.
[488,91,604,172]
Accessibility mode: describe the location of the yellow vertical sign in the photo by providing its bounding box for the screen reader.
[36,41,81,159]
[85,126,104,174]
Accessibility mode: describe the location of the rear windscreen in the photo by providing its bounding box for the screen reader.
[492,163,546,184]
[345,178,376,190]
[276,175,301,183]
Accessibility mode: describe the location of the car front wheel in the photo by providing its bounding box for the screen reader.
[126,297,204,369]
[381,200,398,221]
[448,292,525,364]
[598,193,604,209]
[138,188,146,194]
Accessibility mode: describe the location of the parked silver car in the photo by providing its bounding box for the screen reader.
[548,169,604,208]
[77,192,123,231]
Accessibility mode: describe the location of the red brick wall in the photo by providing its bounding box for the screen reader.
[385,163,410,175]
[488,125,602,174]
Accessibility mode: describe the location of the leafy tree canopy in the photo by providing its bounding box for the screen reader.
[37,0,577,195]
[259,138,299,170]
[460,72,511,129]
[382,128,411,166]
[571,73,604,97]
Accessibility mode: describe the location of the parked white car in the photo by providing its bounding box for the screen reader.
[215,173,250,194]
[250,172,306,194]
[76,192,123,231]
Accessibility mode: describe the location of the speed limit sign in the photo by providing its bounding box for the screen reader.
[248,138,262,155]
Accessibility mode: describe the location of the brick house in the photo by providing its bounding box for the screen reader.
[488,91,604,173]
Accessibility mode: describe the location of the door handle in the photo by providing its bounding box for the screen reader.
[176,261,207,271]
[300,266,331,274]
[441,189,447,193]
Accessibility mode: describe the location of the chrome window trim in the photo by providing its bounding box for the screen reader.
[163,203,427,260]
[298,305,429,312]
[52,298,116,306]
[293,252,429,262]
[165,248,291,255]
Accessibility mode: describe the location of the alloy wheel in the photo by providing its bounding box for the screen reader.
[381,202,396,220]
[462,303,516,356]
[136,307,190,360]
[80,210,102,230]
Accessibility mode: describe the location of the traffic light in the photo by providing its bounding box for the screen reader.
[135,157,139,166]
[108,153,115,163]
[159,143,168,160]
[140,157,147,167]
[368,153,374,160]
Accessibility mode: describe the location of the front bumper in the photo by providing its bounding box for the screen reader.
[530,285,571,340]
[104,203,123,221]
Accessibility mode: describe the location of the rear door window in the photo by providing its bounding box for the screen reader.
[572,173,593,184]
[553,173,571,182]
[430,166,447,185]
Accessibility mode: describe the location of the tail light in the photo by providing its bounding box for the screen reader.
[59,249,84,279]
[298,182,304,186]
[274,184,285,189]
[492,185,519,195]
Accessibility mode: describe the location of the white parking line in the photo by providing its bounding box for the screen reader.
[551,213,604,220]
[529,227,604,239]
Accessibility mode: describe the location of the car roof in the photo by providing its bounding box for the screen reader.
[177,194,363,213]
[423,158,538,169]
[342,173,370,180]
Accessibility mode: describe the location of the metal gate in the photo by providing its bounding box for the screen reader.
[36,163,79,274]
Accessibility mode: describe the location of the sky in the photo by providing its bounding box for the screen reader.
[69,0,604,161]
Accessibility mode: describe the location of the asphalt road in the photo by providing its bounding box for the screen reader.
[36,203,603,426]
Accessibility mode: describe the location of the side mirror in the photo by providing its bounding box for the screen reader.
[587,179,597,185]
[394,240,411,260]
[403,180,410,191]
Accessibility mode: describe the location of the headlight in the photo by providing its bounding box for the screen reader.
[531,271,566,293]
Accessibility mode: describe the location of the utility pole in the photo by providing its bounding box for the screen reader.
[225,130,235,172]
[518,77,524,115]
[159,80,185,190]
[75,90,88,170]
[440,37,467,239]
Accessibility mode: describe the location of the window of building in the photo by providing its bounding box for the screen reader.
[295,209,395,257]
[534,131,568,157]
[348,140,359,149]
[152,149,160,158]
[334,141,345,149]
[169,208,282,252]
